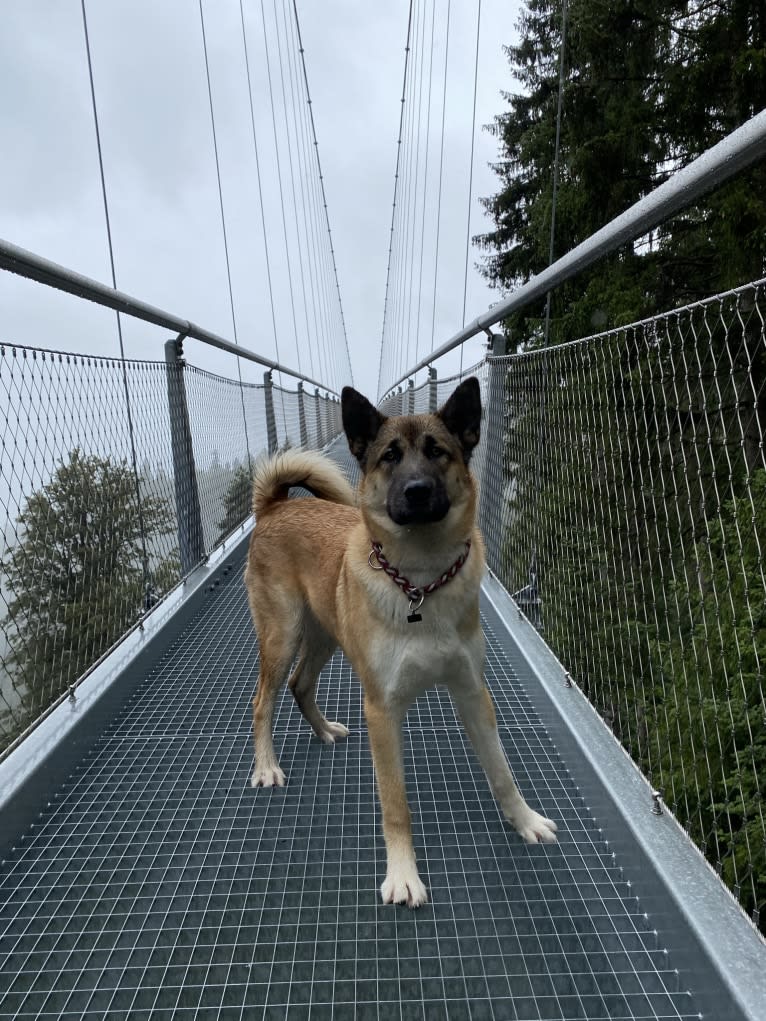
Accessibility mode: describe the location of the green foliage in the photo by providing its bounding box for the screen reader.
[656,471,766,918]
[2,450,179,732]
[477,0,669,344]
[481,0,766,927]
[477,0,766,344]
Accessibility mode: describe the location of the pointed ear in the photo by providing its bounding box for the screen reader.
[437,376,482,464]
[342,387,386,466]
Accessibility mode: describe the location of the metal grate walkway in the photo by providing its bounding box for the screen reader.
[0,447,710,1020]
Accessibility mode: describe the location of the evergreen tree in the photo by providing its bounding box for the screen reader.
[217,463,253,542]
[2,450,179,736]
[479,0,766,927]
[477,0,671,346]
[477,0,766,341]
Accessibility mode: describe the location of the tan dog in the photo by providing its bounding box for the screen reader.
[245,378,557,907]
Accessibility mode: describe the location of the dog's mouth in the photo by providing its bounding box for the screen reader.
[386,477,450,526]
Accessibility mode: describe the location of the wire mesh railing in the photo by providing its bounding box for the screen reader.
[0,341,342,755]
[479,277,766,929]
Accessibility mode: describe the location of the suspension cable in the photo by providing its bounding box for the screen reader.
[378,0,415,397]
[80,0,151,601]
[198,0,254,467]
[460,0,483,375]
[279,0,316,380]
[543,0,568,345]
[393,0,421,387]
[272,0,306,379]
[404,0,428,381]
[291,0,353,388]
[239,0,284,375]
[259,0,303,402]
[414,0,437,367]
[428,0,451,358]
[288,9,335,391]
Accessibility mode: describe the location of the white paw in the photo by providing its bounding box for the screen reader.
[251,764,286,788]
[316,721,350,744]
[510,808,558,844]
[380,865,428,908]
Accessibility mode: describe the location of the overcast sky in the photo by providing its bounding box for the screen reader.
[0,0,522,401]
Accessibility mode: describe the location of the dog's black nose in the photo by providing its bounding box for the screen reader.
[403,478,434,506]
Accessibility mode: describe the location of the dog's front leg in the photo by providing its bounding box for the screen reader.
[451,682,558,844]
[364,696,428,908]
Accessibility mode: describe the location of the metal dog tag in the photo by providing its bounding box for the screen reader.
[407,594,424,623]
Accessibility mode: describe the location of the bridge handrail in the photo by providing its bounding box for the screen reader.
[0,235,337,395]
[384,107,766,396]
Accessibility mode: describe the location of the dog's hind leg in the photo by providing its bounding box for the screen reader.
[288,619,349,744]
[250,599,302,789]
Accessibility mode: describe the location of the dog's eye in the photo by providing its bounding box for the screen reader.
[425,439,447,459]
[381,446,401,463]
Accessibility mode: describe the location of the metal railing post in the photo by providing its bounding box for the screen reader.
[479,334,507,577]
[428,367,437,412]
[323,393,333,444]
[315,388,324,447]
[297,381,308,448]
[164,337,205,575]
[407,379,415,414]
[263,371,278,455]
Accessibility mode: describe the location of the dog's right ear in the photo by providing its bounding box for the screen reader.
[342,387,386,467]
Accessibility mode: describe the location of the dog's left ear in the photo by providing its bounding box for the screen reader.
[438,376,482,464]
[342,387,387,467]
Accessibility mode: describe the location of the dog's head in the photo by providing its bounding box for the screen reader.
[341,377,481,536]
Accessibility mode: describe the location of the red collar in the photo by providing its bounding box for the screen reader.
[368,539,472,621]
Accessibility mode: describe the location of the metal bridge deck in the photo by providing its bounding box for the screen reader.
[0,567,707,1017]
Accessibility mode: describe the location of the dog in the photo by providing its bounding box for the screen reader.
[244,377,557,907]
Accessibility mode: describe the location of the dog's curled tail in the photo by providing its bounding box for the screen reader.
[252,449,356,516]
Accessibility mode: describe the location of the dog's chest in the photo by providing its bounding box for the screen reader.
[366,614,482,707]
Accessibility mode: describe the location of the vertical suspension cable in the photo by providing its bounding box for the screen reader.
[459,0,483,376]
[198,0,254,468]
[289,12,335,392]
[291,0,353,388]
[393,0,420,387]
[413,0,437,367]
[404,0,428,381]
[239,0,285,379]
[259,0,303,412]
[80,0,152,601]
[543,0,568,345]
[531,0,568,605]
[428,0,451,357]
[279,0,316,380]
[272,0,306,378]
[378,0,415,397]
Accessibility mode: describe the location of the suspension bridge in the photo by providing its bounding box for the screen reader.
[1,3,766,1019]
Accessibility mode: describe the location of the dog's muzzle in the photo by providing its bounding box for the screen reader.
[387,476,450,525]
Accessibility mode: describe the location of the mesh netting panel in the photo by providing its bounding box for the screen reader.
[480,279,766,928]
[0,343,340,753]
[0,345,183,752]
[183,366,266,553]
